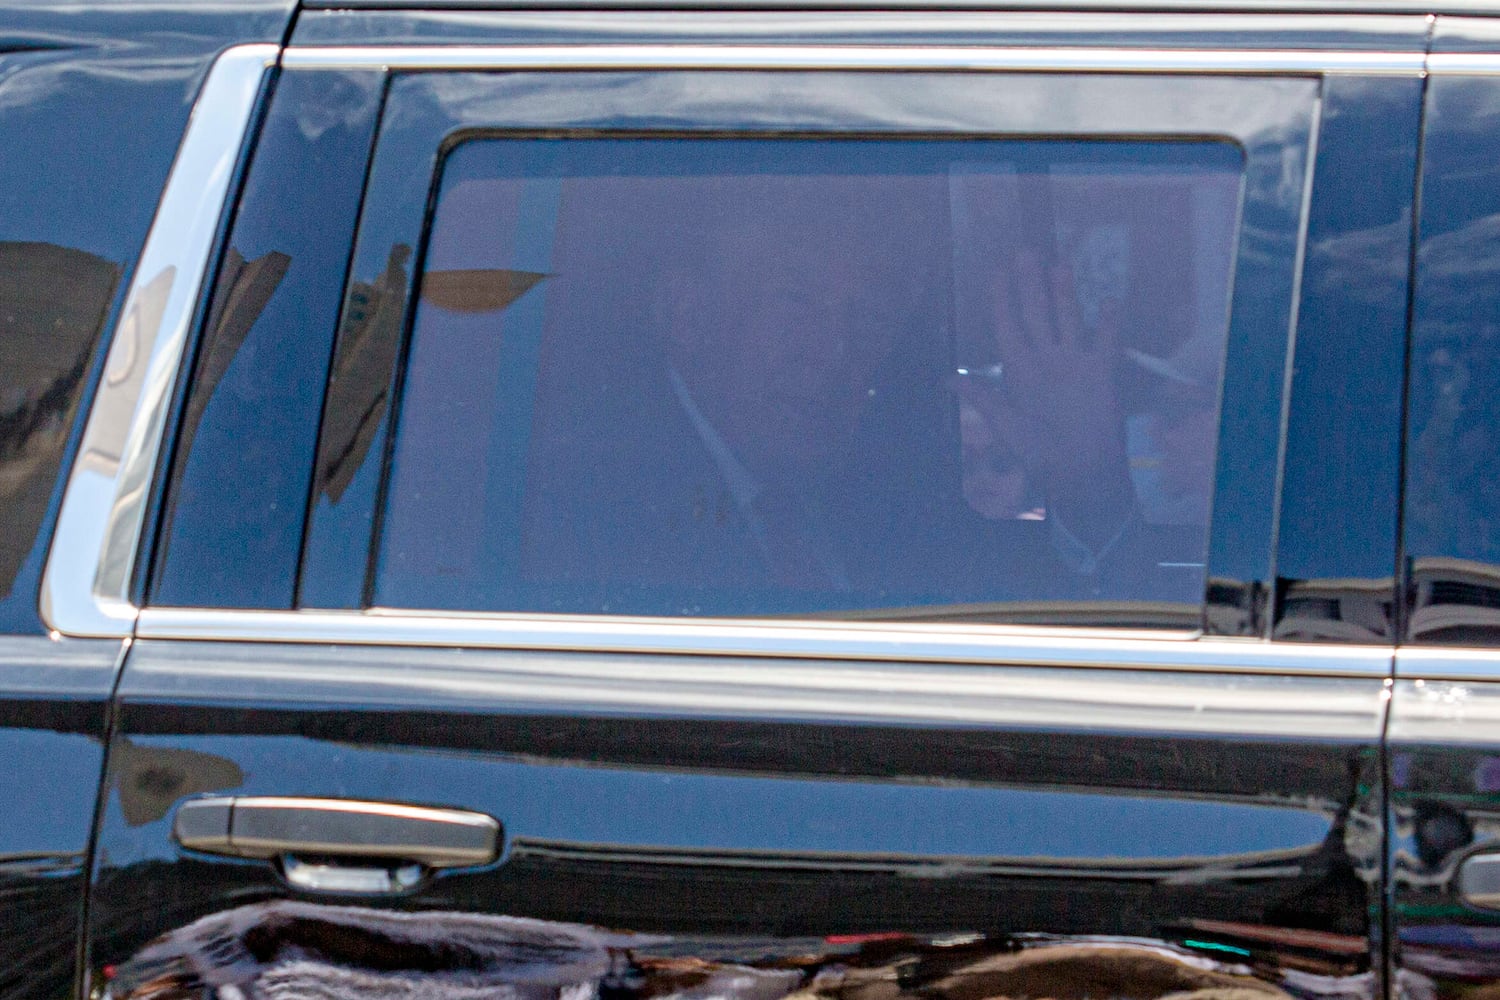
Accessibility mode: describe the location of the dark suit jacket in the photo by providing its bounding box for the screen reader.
[519,363,866,612]
[505,339,1203,621]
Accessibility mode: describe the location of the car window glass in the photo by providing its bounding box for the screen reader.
[1406,76,1500,645]
[375,137,1242,624]
[0,244,117,623]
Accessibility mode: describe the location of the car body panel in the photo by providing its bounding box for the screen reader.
[0,5,295,999]
[0,0,296,636]
[0,636,122,1000]
[0,8,1469,1000]
[93,640,1388,999]
[1388,672,1500,1000]
[1390,18,1500,996]
[82,16,1420,1000]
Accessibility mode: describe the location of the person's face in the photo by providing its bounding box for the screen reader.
[661,203,904,476]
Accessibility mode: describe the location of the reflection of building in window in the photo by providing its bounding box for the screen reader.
[312,247,549,508]
[176,248,290,457]
[421,268,547,315]
[0,241,119,600]
[313,244,411,504]
[1272,577,1393,643]
[1409,556,1500,643]
[1404,219,1500,646]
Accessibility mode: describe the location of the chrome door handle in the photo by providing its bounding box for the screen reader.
[174,796,501,869]
[1460,850,1500,910]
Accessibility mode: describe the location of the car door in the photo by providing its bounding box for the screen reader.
[41,11,1422,1000]
[1391,14,1500,998]
[0,6,296,998]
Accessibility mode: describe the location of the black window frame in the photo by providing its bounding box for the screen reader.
[280,65,1317,637]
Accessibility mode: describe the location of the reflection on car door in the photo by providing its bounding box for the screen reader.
[1390,16,1500,998]
[50,17,1426,1000]
[95,643,1390,1000]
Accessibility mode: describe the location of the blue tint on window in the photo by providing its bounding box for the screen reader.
[1405,75,1500,644]
[375,137,1243,623]
[152,70,383,610]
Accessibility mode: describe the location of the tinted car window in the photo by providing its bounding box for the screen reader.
[375,137,1242,622]
[1406,75,1500,644]
[150,70,383,611]
[0,244,117,616]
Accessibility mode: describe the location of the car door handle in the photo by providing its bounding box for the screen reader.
[174,796,501,869]
[1460,850,1500,910]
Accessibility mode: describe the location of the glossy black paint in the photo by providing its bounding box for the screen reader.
[0,0,296,634]
[152,69,385,611]
[0,636,123,1000]
[295,54,1316,630]
[1389,680,1500,1000]
[1404,55,1500,645]
[0,5,295,998]
[10,10,1448,1000]
[93,641,1385,999]
[1271,75,1422,643]
[1426,13,1500,52]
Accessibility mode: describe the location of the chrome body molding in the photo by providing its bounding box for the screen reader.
[125,636,1388,737]
[39,44,279,639]
[135,606,1394,677]
[281,43,1426,75]
[0,636,127,698]
[1388,677,1500,744]
[508,839,1329,878]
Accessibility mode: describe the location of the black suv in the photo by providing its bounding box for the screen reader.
[3,2,1499,998]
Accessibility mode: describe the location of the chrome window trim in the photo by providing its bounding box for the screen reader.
[40,40,1412,667]
[133,607,1394,677]
[281,44,1424,75]
[128,637,1390,738]
[1427,52,1500,75]
[40,43,279,639]
[1397,648,1500,682]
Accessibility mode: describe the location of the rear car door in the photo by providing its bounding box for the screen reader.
[1391,14,1500,997]
[43,12,1422,1000]
[0,6,296,997]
